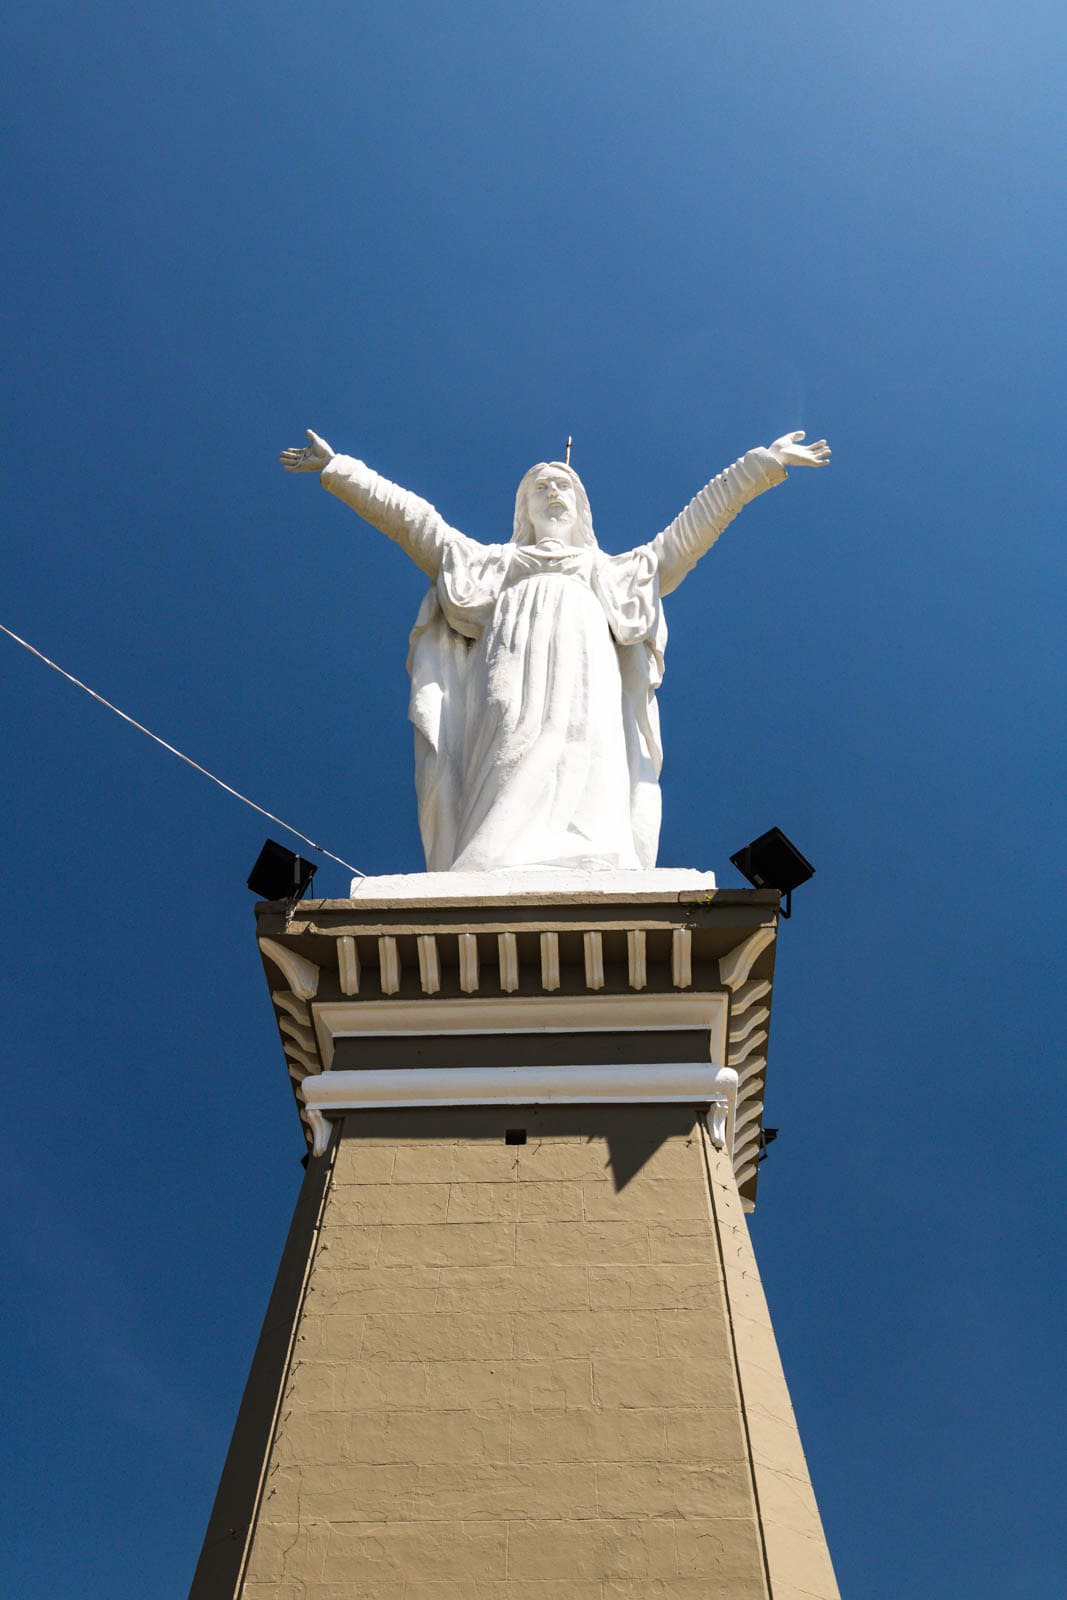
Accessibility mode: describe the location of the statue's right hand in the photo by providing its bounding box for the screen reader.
[279,429,336,472]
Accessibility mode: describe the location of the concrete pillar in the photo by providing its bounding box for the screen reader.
[190,881,839,1598]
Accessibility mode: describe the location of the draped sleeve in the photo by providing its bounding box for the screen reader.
[321,455,506,867]
[650,447,787,596]
[320,454,479,579]
[404,539,511,869]
[592,546,669,869]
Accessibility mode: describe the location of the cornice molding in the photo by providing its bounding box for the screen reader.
[254,894,778,1193]
[301,1062,738,1159]
[311,991,730,1077]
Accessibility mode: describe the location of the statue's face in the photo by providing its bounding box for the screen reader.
[525,467,580,544]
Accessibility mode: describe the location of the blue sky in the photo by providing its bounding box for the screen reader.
[3,2,1065,1594]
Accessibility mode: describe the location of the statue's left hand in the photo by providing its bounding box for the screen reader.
[768,431,831,468]
[279,429,336,472]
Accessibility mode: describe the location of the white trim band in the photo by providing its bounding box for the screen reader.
[301,1062,738,1158]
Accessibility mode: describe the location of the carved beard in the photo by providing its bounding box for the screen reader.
[512,471,598,549]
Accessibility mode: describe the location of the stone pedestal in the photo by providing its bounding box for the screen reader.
[190,877,839,1599]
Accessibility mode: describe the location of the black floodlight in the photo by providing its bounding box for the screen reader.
[247,838,318,905]
[729,827,814,919]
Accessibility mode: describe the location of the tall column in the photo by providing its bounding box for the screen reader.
[190,876,838,1599]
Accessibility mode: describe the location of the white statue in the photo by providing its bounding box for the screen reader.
[281,430,830,873]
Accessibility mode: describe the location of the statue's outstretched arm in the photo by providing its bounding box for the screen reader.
[279,430,467,580]
[650,432,830,597]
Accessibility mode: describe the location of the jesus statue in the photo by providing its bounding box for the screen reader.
[281,429,830,874]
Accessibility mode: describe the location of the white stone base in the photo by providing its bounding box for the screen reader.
[348,867,717,904]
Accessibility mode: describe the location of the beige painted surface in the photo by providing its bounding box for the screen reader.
[228,1105,837,1598]
[706,1142,841,1599]
[236,1108,756,1595]
[190,1145,335,1599]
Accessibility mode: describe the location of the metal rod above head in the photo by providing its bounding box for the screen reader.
[564,435,572,466]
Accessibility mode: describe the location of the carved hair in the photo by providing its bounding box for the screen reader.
[512,462,597,548]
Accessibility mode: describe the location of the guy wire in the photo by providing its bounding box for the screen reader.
[0,620,365,880]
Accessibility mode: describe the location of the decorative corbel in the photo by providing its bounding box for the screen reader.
[717,925,775,991]
[259,938,320,1000]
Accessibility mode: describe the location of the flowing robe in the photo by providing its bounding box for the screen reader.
[321,449,786,871]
